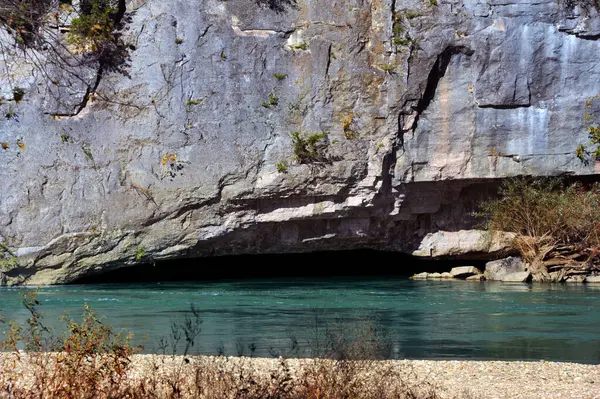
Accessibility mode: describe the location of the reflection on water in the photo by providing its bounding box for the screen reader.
[1,279,600,363]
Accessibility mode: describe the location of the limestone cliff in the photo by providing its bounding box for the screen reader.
[0,0,598,284]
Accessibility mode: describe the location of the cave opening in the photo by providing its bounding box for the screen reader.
[73,250,487,284]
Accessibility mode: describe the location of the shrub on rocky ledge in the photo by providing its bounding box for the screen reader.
[291,131,329,164]
[478,177,600,281]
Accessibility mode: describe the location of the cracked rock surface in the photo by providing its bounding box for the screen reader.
[0,0,599,284]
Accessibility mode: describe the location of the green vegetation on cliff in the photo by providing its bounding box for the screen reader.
[0,242,17,272]
[291,131,329,164]
[0,0,130,97]
[0,0,123,53]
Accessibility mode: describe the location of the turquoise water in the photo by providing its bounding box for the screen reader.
[1,278,600,363]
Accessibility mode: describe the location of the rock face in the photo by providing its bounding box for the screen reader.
[411,272,429,280]
[484,256,527,281]
[450,266,481,279]
[500,272,532,283]
[466,274,485,281]
[565,275,586,283]
[586,275,600,283]
[0,0,600,284]
[412,230,515,258]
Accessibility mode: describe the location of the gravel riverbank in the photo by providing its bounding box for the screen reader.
[393,359,600,399]
[2,353,599,398]
[124,356,600,399]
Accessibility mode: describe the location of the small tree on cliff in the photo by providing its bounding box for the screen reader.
[0,0,131,110]
[576,95,600,165]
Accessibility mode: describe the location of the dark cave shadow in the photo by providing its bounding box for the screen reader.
[72,250,487,284]
[253,0,297,13]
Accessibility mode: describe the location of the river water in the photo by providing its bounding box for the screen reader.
[1,278,600,363]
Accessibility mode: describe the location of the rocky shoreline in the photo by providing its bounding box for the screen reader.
[411,256,600,284]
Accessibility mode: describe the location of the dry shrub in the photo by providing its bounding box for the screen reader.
[478,177,600,278]
[0,292,137,398]
[299,359,441,399]
[296,320,441,399]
